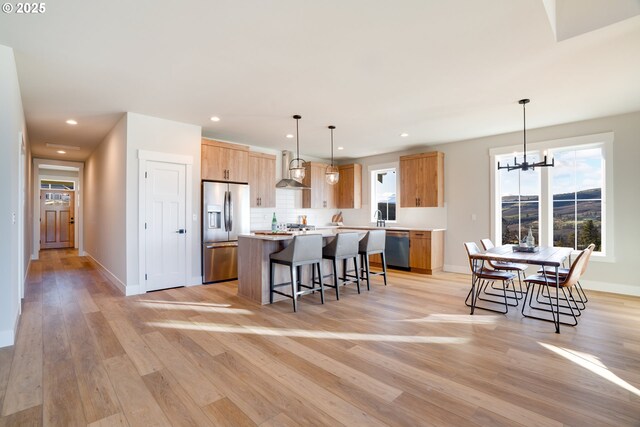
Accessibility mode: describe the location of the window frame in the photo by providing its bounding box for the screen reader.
[490,132,614,262]
[369,163,399,224]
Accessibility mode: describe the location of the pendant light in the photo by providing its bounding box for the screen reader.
[325,125,340,185]
[289,115,307,181]
[498,99,554,172]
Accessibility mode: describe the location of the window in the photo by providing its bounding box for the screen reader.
[491,133,611,257]
[371,168,396,222]
[41,180,74,190]
[552,147,603,251]
[498,153,540,244]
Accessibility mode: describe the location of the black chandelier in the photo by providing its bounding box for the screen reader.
[498,99,554,172]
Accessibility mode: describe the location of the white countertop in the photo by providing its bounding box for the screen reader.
[240,229,362,241]
[337,225,446,232]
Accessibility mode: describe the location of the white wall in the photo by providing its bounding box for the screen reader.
[0,45,30,347]
[125,112,202,289]
[341,110,640,295]
[84,114,128,290]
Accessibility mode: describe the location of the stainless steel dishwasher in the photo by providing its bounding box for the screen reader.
[384,230,410,269]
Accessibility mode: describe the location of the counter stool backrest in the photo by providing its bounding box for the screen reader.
[324,232,359,258]
[359,230,386,253]
[276,234,322,263]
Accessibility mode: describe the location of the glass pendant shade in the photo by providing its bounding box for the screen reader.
[325,165,339,185]
[325,125,340,185]
[288,115,307,181]
[290,162,306,181]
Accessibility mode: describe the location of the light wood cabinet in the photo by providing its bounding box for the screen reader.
[248,152,276,208]
[336,163,362,209]
[399,151,444,207]
[302,162,337,209]
[201,139,249,183]
[409,230,444,274]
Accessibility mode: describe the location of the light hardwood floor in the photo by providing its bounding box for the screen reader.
[1,249,639,426]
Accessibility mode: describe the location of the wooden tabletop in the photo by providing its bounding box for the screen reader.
[470,245,573,267]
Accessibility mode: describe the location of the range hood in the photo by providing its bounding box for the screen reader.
[276,151,309,189]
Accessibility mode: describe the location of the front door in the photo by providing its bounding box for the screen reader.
[145,161,187,291]
[40,189,75,249]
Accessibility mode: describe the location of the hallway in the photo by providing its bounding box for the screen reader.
[0,250,639,426]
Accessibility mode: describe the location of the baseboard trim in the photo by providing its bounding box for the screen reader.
[187,276,204,287]
[125,285,143,296]
[580,280,640,297]
[0,309,21,348]
[84,252,128,296]
[444,264,470,274]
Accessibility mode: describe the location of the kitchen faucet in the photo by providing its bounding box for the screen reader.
[374,210,385,227]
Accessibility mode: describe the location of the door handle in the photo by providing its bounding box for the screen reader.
[228,191,233,231]
[176,229,186,234]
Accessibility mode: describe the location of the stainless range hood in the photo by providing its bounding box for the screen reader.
[276,150,309,189]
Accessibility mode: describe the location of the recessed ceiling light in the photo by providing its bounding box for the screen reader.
[286,134,294,139]
[57,150,66,154]
[66,119,78,125]
[210,116,220,122]
[400,132,409,137]
[337,146,344,150]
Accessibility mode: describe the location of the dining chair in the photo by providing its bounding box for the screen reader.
[536,243,595,309]
[480,238,528,299]
[521,247,590,326]
[464,242,518,314]
[269,234,325,312]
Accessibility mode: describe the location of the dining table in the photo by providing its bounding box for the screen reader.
[468,245,573,333]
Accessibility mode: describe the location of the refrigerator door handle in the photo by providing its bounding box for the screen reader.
[223,190,230,231]
[228,190,233,231]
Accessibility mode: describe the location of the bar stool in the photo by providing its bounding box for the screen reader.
[321,232,360,300]
[269,234,325,312]
[357,230,387,290]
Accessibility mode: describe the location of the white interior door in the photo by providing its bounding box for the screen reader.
[145,161,187,291]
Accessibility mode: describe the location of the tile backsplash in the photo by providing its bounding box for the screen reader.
[250,189,337,230]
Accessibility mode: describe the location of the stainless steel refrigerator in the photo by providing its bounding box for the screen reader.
[202,181,250,283]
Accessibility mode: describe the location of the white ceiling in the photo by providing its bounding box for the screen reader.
[1,0,639,162]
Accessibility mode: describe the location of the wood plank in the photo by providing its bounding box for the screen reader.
[202,398,256,427]
[0,347,14,412]
[84,311,126,359]
[87,412,129,427]
[141,331,222,406]
[142,370,214,427]
[62,301,121,423]
[42,312,87,426]
[103,355,171,427]
[0,404,42,427]
[1,301,43,416]
[108,319,163,376]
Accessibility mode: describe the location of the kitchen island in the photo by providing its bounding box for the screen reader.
[237,230,364,305]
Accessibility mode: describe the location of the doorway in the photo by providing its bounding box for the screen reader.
[138,150,194,294]
[39,189,75,249]
[32,159,84,259]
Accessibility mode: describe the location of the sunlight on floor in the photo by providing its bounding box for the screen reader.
[148,320,469,344]
[539,342,640,397]
[136,301,253,315]
[402,314,499,324]
[137,299,232,308]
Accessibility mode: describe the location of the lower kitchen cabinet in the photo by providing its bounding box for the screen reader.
[409,230,444,274]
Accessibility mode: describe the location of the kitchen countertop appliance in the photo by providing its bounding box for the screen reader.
[202,180,250,283]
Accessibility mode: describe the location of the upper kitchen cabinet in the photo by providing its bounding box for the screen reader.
[336,163,362,209]
[302,162,336,209]
[201,138,249,183]
[399,151,444,207]
[248,152,276,208]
